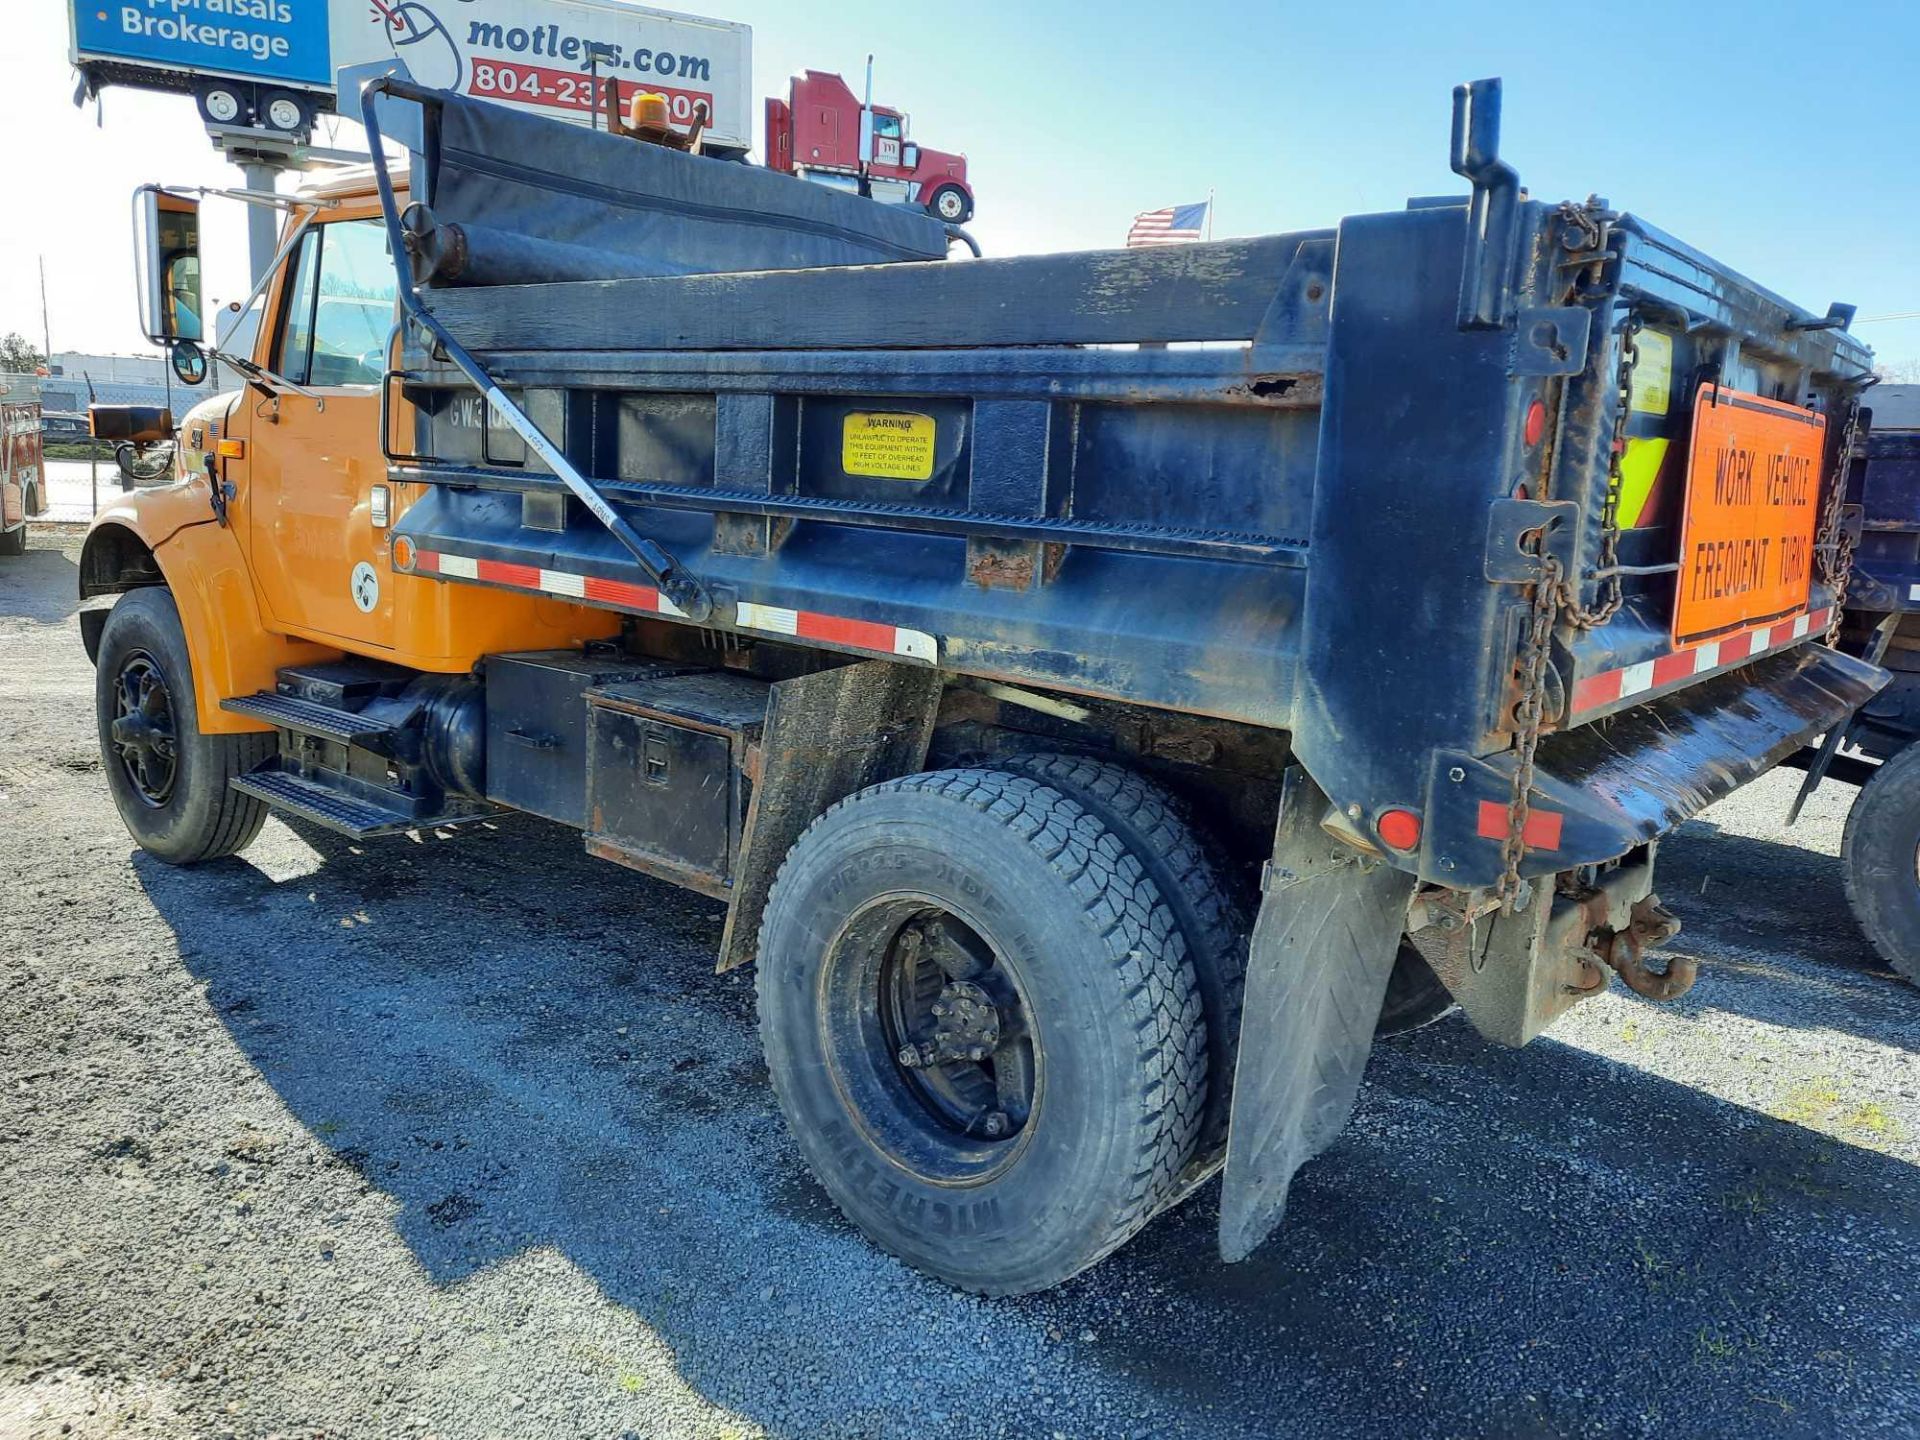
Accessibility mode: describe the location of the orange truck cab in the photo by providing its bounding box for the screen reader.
[80,168,620,754]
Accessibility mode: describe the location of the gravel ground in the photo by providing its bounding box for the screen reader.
[3,526,1917,1439]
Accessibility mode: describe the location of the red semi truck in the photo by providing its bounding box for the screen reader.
[765,69,973,223]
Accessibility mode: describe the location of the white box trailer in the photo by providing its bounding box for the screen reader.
[69,0,753,153]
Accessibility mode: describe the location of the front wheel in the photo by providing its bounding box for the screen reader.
[756,769,1205,1294]
[926,184,972,224]
[1841,744,1920,985]
[95,587,274,864]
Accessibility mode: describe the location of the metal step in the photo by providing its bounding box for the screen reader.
[230,767,418,839]
[222,690,396,746]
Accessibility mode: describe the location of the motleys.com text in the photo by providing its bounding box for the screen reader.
[112,0,296,63]
[465,19,713,82]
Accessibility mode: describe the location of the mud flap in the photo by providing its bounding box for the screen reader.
[1218,768,1417,1262]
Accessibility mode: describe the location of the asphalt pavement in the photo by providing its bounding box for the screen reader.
[3,527,1916,1439]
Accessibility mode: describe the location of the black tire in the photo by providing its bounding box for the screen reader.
[1376,940,1459,1036]
[259,90,311,136]
[95,588,273,865]
[997,751,1452,1046]
[0,523,24,556]
[756,768,1206,1294]
[994,752,1245,1154]
[927,183,972,224]
[193,81,249,128]
[1841,744,1920,985]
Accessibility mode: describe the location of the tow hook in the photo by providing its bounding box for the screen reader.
[1598,897,1693,1001]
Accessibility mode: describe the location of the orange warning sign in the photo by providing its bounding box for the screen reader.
[1671,387,1827,647]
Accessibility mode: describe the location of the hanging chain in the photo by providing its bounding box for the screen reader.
[1496,546,1565,913]
[1557,312,1642,629]
[1817,396,1863,645]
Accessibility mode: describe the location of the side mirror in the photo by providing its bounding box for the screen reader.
[136,186,204,346]
[170,340,208,386]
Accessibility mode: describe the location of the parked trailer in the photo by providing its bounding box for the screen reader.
[79,78,1882,1293]
[1785,386,1920,983]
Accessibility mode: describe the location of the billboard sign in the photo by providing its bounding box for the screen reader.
[70,1,753,150]
[331,0,752,149]
[71,1,333,87]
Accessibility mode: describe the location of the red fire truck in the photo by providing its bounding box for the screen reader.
[765,70,973,223]
[1,396,45,557]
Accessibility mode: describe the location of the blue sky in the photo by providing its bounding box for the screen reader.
[5,0,1916,370]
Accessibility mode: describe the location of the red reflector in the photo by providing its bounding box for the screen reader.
[1377,808,1422,851]
[1476,799,1563,851]
[1525,399,1547,447]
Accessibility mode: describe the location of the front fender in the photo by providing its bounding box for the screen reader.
[81,497,339,737]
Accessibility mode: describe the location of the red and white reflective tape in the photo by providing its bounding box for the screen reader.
[407,549,939,664]
[414,548,688,617]
[1569,606,1831,716]
[735,601,938,662]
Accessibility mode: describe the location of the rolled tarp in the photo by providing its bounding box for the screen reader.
[407,88,951,287]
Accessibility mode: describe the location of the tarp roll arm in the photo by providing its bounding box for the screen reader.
[358,75,716,624]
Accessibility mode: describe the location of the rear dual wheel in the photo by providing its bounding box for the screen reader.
[756,769,1206,1295]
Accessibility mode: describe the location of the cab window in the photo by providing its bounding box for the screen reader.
[273,219,397,388]
[873,113,902,140]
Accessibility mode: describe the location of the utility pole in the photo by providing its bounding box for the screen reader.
[38,257,52,369]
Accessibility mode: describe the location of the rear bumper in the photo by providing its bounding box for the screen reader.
[1425,643,1885,888]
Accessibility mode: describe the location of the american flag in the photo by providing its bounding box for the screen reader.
[1126,201,1209,248]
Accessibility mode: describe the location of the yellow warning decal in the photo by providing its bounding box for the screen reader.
[1629,330,1673,415]
[843,412,936,480]
[1616,436,1669,528]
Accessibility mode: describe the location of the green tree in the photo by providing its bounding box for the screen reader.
[0,332,44,373]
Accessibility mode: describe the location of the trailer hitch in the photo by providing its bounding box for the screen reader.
[1597,896,1693,1002]
[358,75,715,624]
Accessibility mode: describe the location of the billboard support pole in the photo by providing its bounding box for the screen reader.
[238,161,283,285]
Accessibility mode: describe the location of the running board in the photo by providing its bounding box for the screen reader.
[222,691,397,748]
[231,765,496,839]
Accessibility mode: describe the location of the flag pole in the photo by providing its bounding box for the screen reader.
[1205,187,1215,241]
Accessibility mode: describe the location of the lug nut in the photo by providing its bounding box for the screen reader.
[898,1045,925,1069]
[982,1112,1009,1137]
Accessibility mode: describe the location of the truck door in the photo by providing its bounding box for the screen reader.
[242,217,400,649]
[870,112,904,175]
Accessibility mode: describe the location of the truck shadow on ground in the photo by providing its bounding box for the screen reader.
[1644,814,1920,1047]
[0,544,79,625]
[132,813,1919,1439]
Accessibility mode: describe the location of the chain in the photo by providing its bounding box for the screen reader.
[1497,547,1565,913]
[1491,205,1628,909]
[1557,312,1642,629]
[1817,397,1863,645]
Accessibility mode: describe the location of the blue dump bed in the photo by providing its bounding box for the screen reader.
[370,80,1880,899]
[351,76,1889,1267]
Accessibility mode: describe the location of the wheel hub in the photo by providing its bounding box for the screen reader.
[882,915,1035,1144]
[110,652,178,806]
[898,979,1002,1069]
